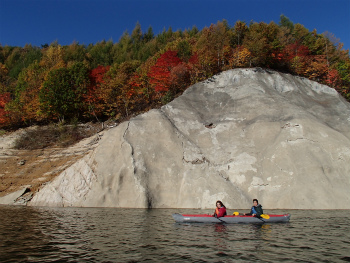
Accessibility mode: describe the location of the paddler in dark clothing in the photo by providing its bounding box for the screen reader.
[244,199,263,217]
[213,200,227,218]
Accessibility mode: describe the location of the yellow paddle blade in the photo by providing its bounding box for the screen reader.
[261,214,270,219]
[233,212,239,216]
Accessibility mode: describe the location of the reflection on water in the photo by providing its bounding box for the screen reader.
[0,206,349,262]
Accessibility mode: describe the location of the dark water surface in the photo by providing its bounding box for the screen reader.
[0,206,349,262]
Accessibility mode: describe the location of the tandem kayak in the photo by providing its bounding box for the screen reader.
[172,213,291,223]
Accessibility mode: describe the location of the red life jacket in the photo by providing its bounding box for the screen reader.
[214,207,227,217]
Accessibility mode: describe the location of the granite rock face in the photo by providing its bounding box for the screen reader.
[29,68,350,209]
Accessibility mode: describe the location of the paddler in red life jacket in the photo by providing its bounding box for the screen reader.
[213,200,227,218]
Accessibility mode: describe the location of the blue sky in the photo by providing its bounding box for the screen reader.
[1,0,349,51]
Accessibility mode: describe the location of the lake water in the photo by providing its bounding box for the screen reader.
[0,206,349,262]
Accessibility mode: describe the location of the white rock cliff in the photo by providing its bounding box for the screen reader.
[29,68,350,209]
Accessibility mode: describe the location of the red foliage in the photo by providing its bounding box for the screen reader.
[188,53,199,65]
[126,88,135,98]
[129,74,140,88]
[148,50,182,92]
[0,92,11,125]
[282,43,309,61]
[85,65,111,116]
[271,52,284,61]
[326,68,341,88]
[125,76,137,99]
[89,65,110,86]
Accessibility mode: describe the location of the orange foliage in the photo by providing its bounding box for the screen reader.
[169,63,191,92]
[326,68,341,88]
[230,46,252,68]
[304,55,328,80]
[0,92,11,126]
[17,64,45,122]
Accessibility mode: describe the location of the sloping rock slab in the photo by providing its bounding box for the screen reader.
[29,68,350,209]
[0,186,30,205]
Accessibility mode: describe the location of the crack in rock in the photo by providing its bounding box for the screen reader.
[281,123,300,129]
[286,137,318,143]
[121,121,137,175]
[182,156,210,165]
[121,121,154,208]
[252,183,269,187]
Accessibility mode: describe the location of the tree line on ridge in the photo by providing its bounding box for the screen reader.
[0,15,349,129]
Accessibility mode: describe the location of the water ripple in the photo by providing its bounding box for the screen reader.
[0,207,349,262]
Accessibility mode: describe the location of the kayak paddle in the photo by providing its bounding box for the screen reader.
[260,214,270,219]
[215,216,225,223]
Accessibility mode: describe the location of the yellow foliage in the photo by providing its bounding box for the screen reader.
[290,56,305,75]
[39,45,66,70]
[303,56,328,80]
[230,46,252,67]
[13,63,47,122]
[0,63,8,79]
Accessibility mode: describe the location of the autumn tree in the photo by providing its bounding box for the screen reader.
[177,40,192,61]
[112,32,132,64]
[195,22,230,77]
[231,21,248,47]
[131,22,143,60]
[39,44,66,70]
[303,55,328,81]
[11,62,44,122]
[183,26,199,38]
[87,40,113,68]
[279,14,294,31]
[169,63,191,92]
[148,50,182,93]
[4,47,22,78]
[230,46,252,68]
[95,61,141,118]
[0,92,11,127]
[64,41,87,66]
[84,65,111,119]
[128,56,155,104]
[143,26,155,42]
[4,45,68,125]
[336,60,350,99]
[0,63,10,92]
[40,62,89,121]
[337,60,350,89]
[5,45,42,79]
[243,22,279,67]
[282,42,310,74]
